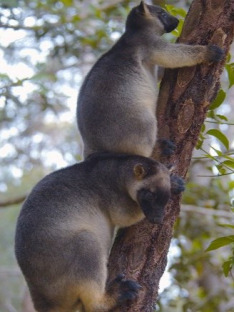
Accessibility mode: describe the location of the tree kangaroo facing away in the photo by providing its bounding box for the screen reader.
[15,153,184,312]
[77,1,224,159]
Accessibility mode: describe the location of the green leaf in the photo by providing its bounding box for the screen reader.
[165,5,187,18]
[206,235,234,251]
[201,123,206,133]
[72,15,81,23]
[218,224,234,229]
[229,181,234,191]
[222,160,234,169]
[31,73,57,82]
[196,138,203,150]
[216,164,226,175]
[225,63,234,88]
[206,129,229,150]
[0,73,11,82]
[222,260,233,277]
[226,53,231,63]
[216,114,228,121]
[209,89,226,110]
[61,0,73,6]
[207,110,215,119]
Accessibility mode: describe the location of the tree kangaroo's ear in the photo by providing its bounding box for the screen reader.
[133,164,147,180]
[138,1,151,16]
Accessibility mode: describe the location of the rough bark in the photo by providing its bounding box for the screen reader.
[108,1,234,311]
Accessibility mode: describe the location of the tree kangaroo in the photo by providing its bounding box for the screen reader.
[77,1,224,158]
[15,153,184,312]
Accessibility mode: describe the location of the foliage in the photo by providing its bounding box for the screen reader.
[0,0,132,191]
[197,55,234,177]
[206,213,234,277]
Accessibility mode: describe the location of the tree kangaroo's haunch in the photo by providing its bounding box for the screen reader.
[77,1,224,158]
[15,153,184,312]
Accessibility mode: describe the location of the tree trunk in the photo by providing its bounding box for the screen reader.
[108,1,234,311]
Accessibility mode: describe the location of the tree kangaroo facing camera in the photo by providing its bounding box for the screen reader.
[77,1,224,158]
[15,153,184,312]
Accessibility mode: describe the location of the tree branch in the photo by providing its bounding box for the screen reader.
[0,195,26,208]
[108,0,234,311]
[181,204,234,219]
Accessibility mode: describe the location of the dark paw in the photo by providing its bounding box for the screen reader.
[118,279,141,303]
[170,174,185,195]
[108,274,141,305]
[207,45,224,63]
[159,139,176,156]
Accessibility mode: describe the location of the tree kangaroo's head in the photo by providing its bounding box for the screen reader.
[126,1,179,35]
[127,158,172,224]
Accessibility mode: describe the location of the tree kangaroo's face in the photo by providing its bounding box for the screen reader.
[137,185,170,224]
[148,4,179,33]
[128,1,179,35]
[130,162,171,224]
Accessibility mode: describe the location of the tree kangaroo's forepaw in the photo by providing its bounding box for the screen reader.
[118,279,141,303]
[108,274,141,305]
[170,174,185,195]
[206,45,224,63]
[159,139,176,156]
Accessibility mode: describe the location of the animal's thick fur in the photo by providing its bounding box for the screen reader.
[15,153,184,312]
[77,1,224,158]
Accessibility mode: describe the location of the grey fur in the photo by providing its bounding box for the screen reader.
[15,153,180,312]
[77,1,224,158]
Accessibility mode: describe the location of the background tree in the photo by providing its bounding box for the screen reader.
[0,0,233,311]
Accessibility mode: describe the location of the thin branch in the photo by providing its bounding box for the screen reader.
[181,204,234,219]
[0,267,21,276]
[0,266,22,275]
[192,151,234,160]
[0,23,39,31]
[199,147,234,174]
[206,120,234,126]
[3,302,17,312]
[197,172,234,177]
[100,0,124,10]
[0,195,26,207]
